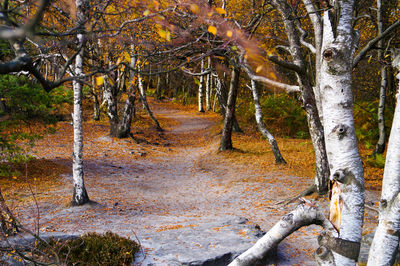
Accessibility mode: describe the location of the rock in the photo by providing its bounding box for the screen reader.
[135,216,267,266]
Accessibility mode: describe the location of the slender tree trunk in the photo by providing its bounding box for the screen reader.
[92,92,100,121]
[138,64,163,132]
[316,10,365,265]
[71,0,89,206]
[156,70,162,100]
[215,73,242,133]
[198,59,205,112]
[373,0,388,155]
[206,57,212,111]
[220,66,240,151]
[250,80,286,164]
[367,50,400,266]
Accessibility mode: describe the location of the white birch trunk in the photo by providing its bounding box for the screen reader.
[318,7,364,264]
[71,0,89,206]
[373,0,387,155]
[367,52,400,266]
[198,59,205,112]
[206,57,212,111]
[229,203,330,266]
[250,80,286,164]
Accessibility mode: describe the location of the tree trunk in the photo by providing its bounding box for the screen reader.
[156,70,162,100]
[71,0,89,206]
[138,64,163,132]
[220,66,240,151]
[273,0,329,194]
[229,203,331,266]
[250,80,286,164]
[373,0,388,155]
[316,10,365,265]
[117,47,137,138]
[206,57,212,111]
[367,50,400,266]
[215,73,242,133]
[103,77,119,137]
[92,92,100,121]
[117,92,135,138]
[198,59,205,112]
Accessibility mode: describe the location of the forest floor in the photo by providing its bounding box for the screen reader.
[2,99,381,265]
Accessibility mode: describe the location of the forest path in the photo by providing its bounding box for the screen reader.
[11,101,335,265]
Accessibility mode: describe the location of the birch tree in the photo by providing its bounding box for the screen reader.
[198,58,205,112]
[71,0,89,206]
[249,79,286,164]
[367,50,400,266]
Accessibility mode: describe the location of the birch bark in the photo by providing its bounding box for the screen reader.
[206,57,212,111]
[250,80,286,164]
[317,6,364,264]
[367,51,400,266]
[71,0,89,206]
[373,0,388,155]
[198,59,205,112]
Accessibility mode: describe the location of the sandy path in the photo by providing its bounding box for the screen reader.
[9,102,375,265]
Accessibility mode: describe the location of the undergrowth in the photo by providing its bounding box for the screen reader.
[34,232,140,266]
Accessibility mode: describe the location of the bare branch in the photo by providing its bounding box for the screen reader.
[353,19,400,68]
[240,59,300,93]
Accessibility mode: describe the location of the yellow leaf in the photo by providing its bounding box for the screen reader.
[215,7,226,15]
[226,30,233,38]
[256,65,263,73]
[96,76,105,86]
[158,29,166,39]
[208,25,217,35]
[116,57,122,65]
[143,10,150,16]
[368,55,372,64]
[208,12,213,17]
[12,176,17,180]
[190,4,199,14]
[270,72,276,79]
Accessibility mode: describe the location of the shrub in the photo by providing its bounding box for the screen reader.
[236,93,309,138]
[35,232,140,266]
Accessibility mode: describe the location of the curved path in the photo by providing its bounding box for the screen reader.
[12,102,324,265]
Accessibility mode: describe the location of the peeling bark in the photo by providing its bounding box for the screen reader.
[318,8,364,265]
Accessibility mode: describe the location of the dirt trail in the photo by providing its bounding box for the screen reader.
[7,102,379,265]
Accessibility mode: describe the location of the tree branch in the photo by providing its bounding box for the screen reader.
[353,19,400,68]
